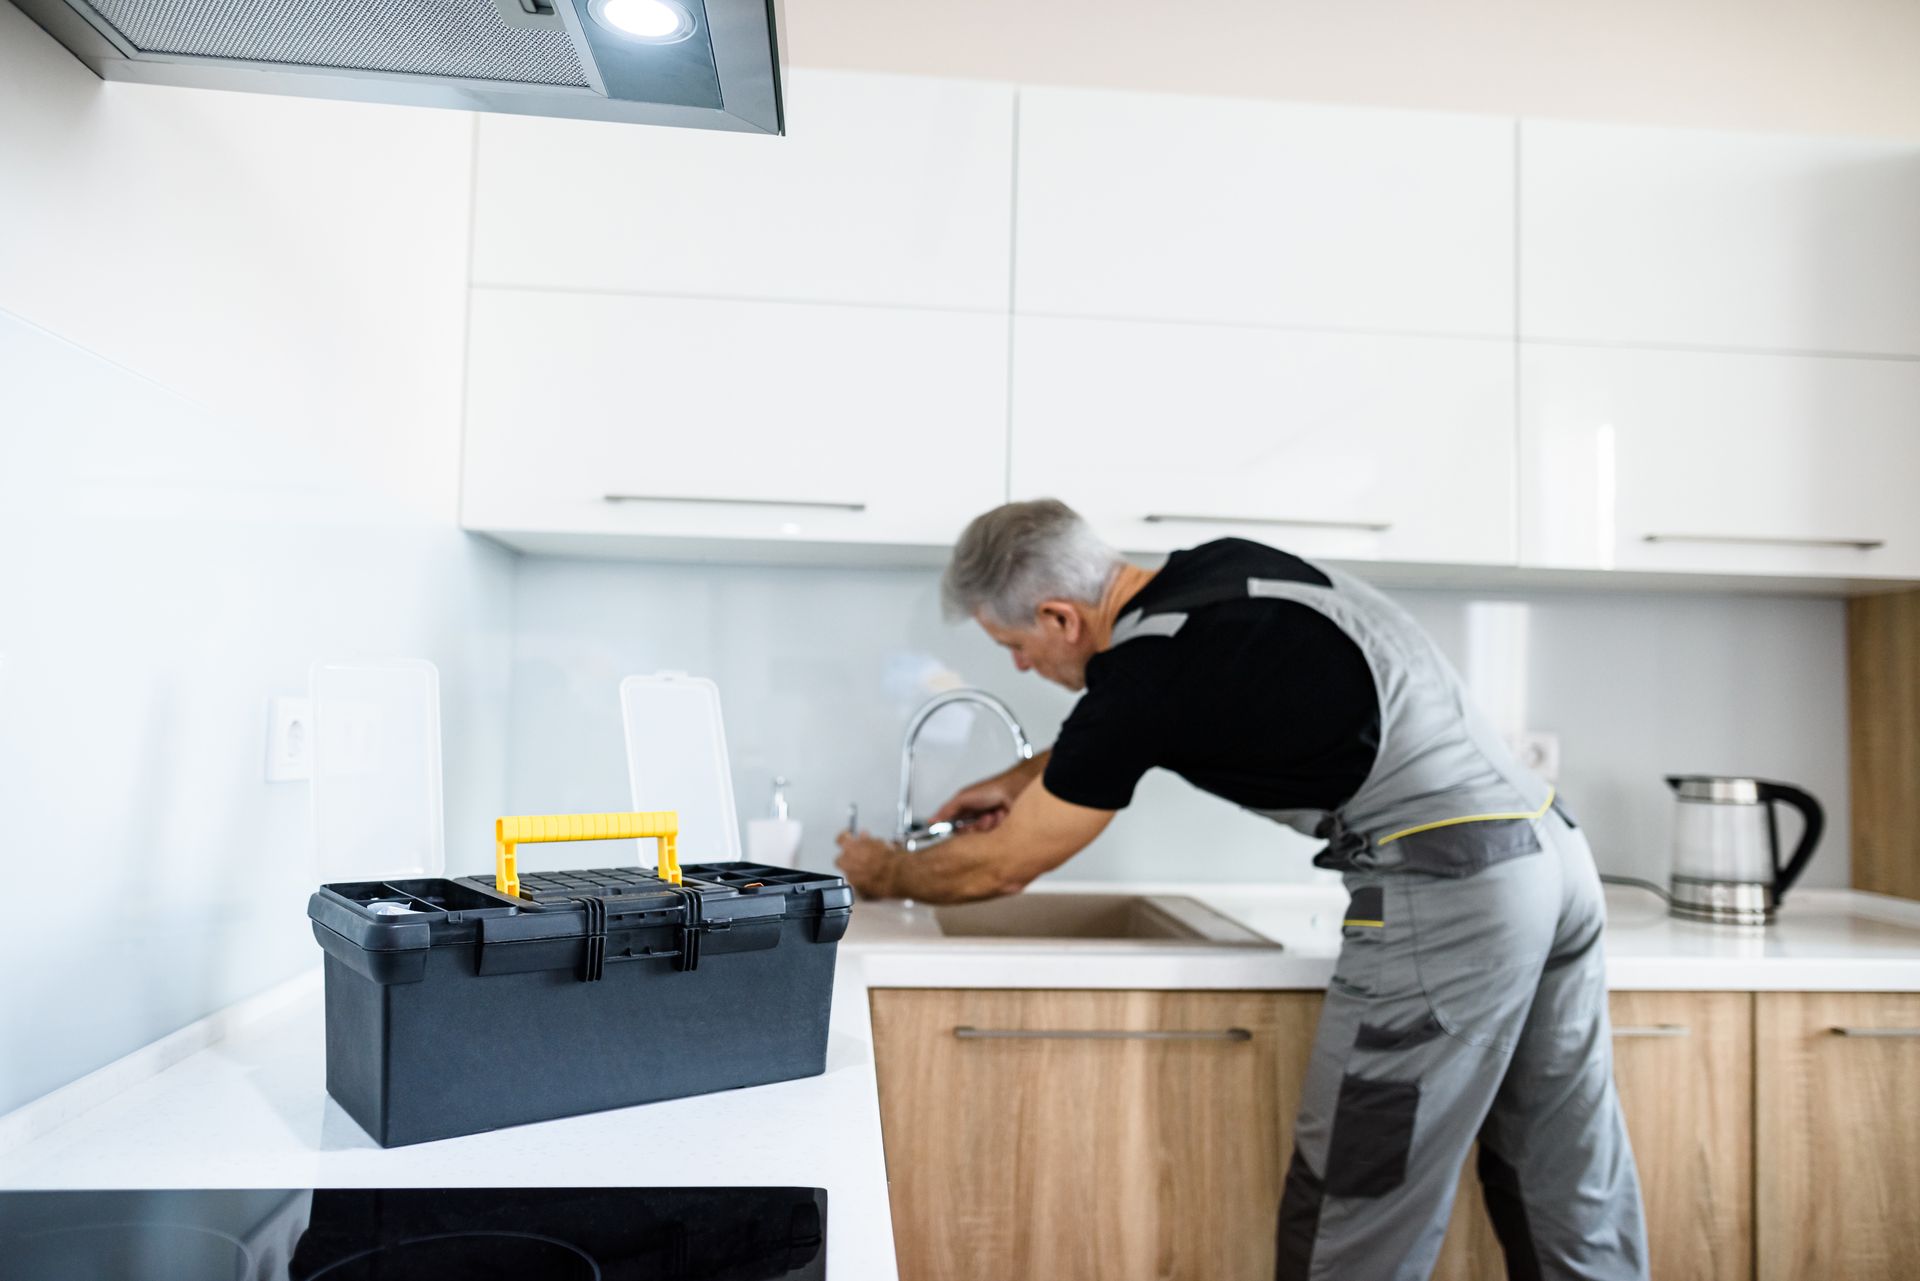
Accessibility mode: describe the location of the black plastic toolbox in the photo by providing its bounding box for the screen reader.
[307,862,852,1148]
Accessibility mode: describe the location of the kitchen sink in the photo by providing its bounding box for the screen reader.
[932,893,1275,946]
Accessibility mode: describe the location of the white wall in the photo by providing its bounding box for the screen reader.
[0,10,511,1116]
[0,5,1868,1118]
[788,0,1920,140]
[504,557,1851,893]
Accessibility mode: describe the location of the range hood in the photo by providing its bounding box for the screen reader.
[11,0,782,133]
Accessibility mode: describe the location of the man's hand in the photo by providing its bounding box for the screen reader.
[834,780,1113,905]
[928,750,1051,834]
[835,831,905,899]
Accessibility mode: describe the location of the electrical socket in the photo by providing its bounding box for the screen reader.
[267,696,313,782]
[1515,731,1561,784]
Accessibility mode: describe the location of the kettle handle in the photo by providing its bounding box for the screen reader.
[1758,782,1824,905]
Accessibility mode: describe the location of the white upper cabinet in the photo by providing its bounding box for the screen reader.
[461,290,1008,550]
[1011,317,1516,566]
[1014,88,1515,336]
[1521,122,1920,356]
[1520,344,1920,579]
[471,70,1015,311]
[455,73,1920,587]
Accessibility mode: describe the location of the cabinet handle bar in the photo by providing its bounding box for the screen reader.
[1143,514,1391,533]
[1642,533,1884,551]
[1612,1024,1691,1038]
[1830,1027,1920,1038]
[605,494,868,513]
[953,1026,1254,1043]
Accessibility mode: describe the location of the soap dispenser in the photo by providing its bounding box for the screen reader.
[747,776,804,869]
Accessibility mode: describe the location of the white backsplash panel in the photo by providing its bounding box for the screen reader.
[506,557,1850,893]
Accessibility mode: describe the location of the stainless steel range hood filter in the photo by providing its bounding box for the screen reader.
[11,0,782,133]
[89,0,593,86]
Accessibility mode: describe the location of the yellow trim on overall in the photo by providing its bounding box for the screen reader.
[1373,788,1556,847]
[1342,918,1385,928]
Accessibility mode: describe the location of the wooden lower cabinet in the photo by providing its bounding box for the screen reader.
[1848,590,1920,902]
[869,988,1321,1281]
[1756,992,1920,1281]
[1433,991,1754,1281]
[873,987,1917,1281]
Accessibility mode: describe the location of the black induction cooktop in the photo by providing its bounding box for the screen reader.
[0,1186,826,1280]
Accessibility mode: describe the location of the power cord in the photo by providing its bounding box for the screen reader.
[1599,874,1672,905]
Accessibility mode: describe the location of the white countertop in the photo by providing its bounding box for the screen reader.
[0,959,902,1280]
[4,881,1918,1281]
[848,882,1920,991]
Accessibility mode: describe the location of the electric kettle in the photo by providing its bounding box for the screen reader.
[1665,776,1824,926]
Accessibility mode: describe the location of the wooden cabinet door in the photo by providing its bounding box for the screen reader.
[472,70,1015,311]
[461,289,1008,548]
[1757,992,1920,1281]
[1521,121,1920,357]
[1520,344,1920,580]
[1436,991,1755,1281]
[1015,88,1514,336]
[1010,316,1516,566]
[869,988,1322,1281]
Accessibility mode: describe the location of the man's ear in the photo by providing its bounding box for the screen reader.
[1035,600,1082,641]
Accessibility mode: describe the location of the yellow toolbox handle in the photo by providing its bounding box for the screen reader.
[494,811,681,898]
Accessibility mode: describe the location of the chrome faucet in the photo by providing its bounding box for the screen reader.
[896,689,1034,852]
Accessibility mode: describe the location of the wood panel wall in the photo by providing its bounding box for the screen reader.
[1848,590,1920,900]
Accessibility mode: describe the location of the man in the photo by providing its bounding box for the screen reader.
[836,499,1648,1281]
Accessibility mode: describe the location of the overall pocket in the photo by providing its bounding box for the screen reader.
[1328,883,1388,998]
[1323,1074,1420,1198]
[1404,856,1557,1052]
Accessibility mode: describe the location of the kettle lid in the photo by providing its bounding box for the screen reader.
[1666,775,1763,804]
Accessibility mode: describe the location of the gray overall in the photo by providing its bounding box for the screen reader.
[1111,567,1648,1281]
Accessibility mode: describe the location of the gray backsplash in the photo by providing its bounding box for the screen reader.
[504,555,1849,891]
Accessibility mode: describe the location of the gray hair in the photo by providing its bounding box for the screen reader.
[941,499,1124,627]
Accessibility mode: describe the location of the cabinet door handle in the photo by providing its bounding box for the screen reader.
[1642,533,1885,551]
[1612,1024,1691,1038]
[1143,514,1392,533]
[953,1026,1253,1042]
[1829,1026,1920,1038]
[604,494,868,513]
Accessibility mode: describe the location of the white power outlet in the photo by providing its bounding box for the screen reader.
[1515,731,1561,784]
[267,696,313,782]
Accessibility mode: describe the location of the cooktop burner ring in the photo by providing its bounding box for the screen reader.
[304,1228,602,1280]
[13,1219,256,1279]
[1,1185,828,1280]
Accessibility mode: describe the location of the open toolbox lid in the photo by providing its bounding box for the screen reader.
[311,658,445,884]
[621,672,741,866]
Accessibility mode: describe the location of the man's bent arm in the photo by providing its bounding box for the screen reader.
[928,748,1054,827]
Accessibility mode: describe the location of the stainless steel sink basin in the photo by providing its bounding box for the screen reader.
[932,893,1275,947]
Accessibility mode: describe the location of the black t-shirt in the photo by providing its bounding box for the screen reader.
[1042,539,1382,813]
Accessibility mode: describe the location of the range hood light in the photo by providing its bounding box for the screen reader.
[14,0,780,133]
[591,0,697,43]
